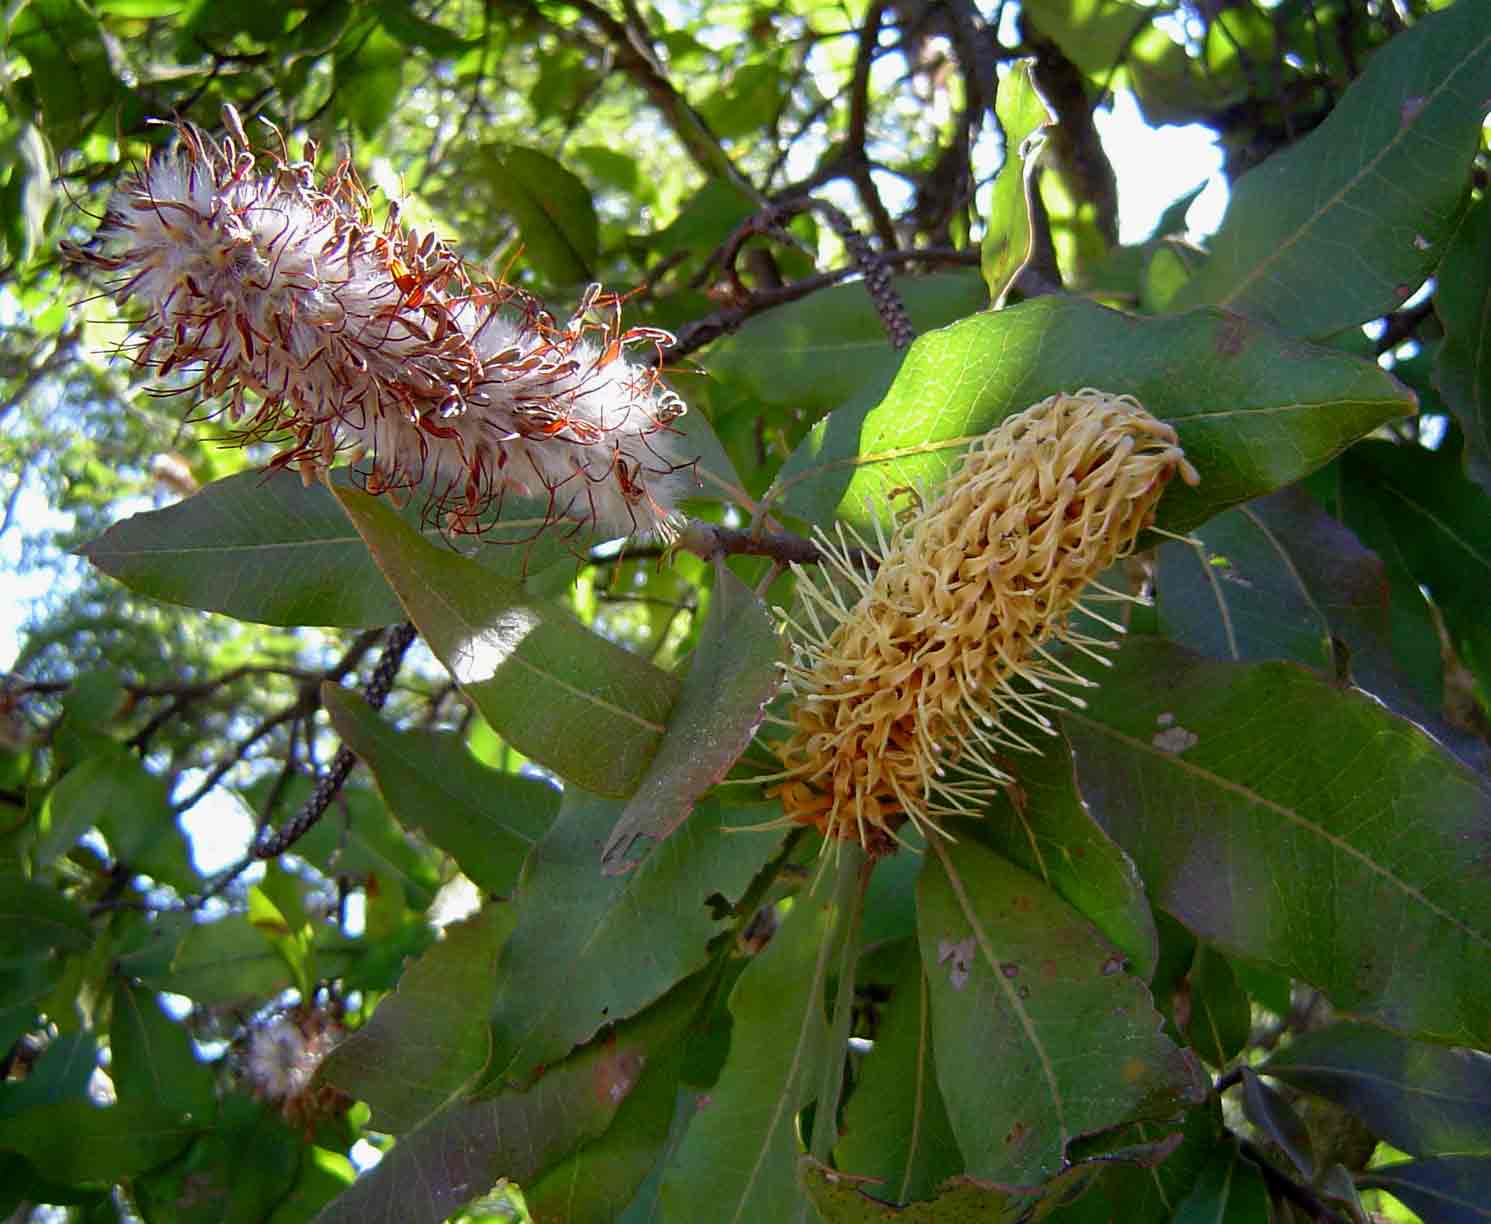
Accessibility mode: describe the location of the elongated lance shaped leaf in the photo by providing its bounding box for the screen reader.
[81,468,598,628]
[485,791,782,1088]
[322,685,558,896]
[982,59,1053,305]
[332,484,678,797]
[1436,195,1491,460]
[316,906,512,1135]
[661,876,843,1223]
[767,297,1413,536]
[1262,1022,1491,1157]
[965,735,1159,982]
[1358,1154,1491,1221]
[917,839,1205,1186]
[603,558,781,871]
[1066,638,1491,1047]
[315,975,711,1224]
[1174,0,1491,338]
[835,939,963,1204]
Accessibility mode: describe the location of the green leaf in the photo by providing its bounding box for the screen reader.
[0,871,92,959]
[372,0,469,54]
[1180,946,1250,1070]
[964,735,1158,981]
[1155,484,1445,723]
[109,982,216,1124]
[138,915,292,1006]
[80,468,592,629]
[1262,1022,1491,1157]
[767,297,1413,536]
[317,976,709,1224]
[334,17,406,138]
[0,1032,96,1119]
[1359,1155,1491,1223]
[322,686,557,896]
[332,484,679,797]
[800,1155,1052,1222]
[487,792,783,1086]
[524,1036,688,1223]
[1174,0,1491,337]
[1050,1105,1226,1223]
[254,776,439,912]
[133,1094,303,1224]
[1436,195,1491,459]
[917,839,1205,1184]
[0,1100,196,1183]
[318,905,511,1134]
[1021,0,1150,79]
[1240,1067,1313,1180]
[7,0,121,143]
[1171,1141,1270,1224]
[42,747,195,891]
[486,145,599,285]
[982,60,1053,304]
[661,885,840,1222]
[835,939,962,1204]
[602,560,781,871]
[1338,440,1491,705]
[702,272,989,424]
[1065,638,1491,1046]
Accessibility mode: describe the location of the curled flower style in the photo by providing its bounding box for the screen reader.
[766,390,1200,857]
[63,106,696,540]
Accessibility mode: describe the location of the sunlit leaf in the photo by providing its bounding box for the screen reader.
[982,60,1052,304]
[332,485,679,796]
[485,145,599,285]
[80,469,592,629]
[768,297,1413,536]
[1174,0,1491,337]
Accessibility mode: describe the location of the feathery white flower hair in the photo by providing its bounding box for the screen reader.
[64,106,696,540]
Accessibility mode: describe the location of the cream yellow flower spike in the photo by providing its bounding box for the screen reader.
[769,389,1199,856]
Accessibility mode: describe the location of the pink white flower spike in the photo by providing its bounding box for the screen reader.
[63,105,697,541]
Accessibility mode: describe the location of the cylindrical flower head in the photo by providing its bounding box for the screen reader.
[63,109,695,540]
[770,389,1199,856]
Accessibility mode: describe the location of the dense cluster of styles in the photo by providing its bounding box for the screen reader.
[768,390,1199,854]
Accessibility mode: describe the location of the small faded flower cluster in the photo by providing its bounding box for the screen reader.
[769,390,1199,856]
[244,1010,349,1130]
[64,107,696,540]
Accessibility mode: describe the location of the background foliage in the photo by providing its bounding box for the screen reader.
[1,0,1490,1221]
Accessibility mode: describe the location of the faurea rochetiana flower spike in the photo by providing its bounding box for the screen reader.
[765,389,1200,857]
[62,105,696,540]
